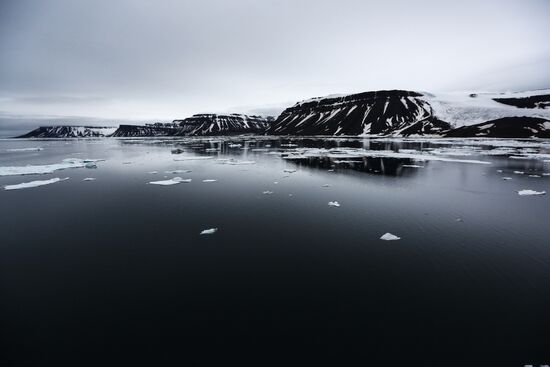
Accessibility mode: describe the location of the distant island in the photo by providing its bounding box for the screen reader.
[17,89,550,139]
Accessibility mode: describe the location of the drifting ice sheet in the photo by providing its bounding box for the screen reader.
[4,177,69,190]
[0,158,104,177]
[328,201,340,207]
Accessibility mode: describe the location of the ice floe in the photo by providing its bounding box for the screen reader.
[0,158,104,177]
[4,177,69,190]
[283,169,297,173]
[328,201,340,207]
[83,178,96,181]
[281,147,491,165]
[517,190,546,196]
[513,171,524,175]
[165,169,192,174]
[5,147,44,152]
[262,191,274,195]
[202,179,217,183]
[402,165,424,168]
[148,171,158,174]
[322,184,331,187]
[174,156,214,161]
[380,233,401,241]
[502,177,512,180]
[200,228,218,235]
[148,177,191,186]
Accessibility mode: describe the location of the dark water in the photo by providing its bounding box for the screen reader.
[1,137,550,366]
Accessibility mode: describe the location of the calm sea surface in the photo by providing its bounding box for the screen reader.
[1,137,549,366]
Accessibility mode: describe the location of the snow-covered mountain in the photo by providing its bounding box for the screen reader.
[17,126,117,138]
[268,89,550,137]
[173,114,272,136]
[111,124,177,137]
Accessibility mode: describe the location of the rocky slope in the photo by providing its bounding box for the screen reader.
[268,90,449,136]
[444,117,550,138]
[110,125,177,137]
[268,89,550,137]
[173,114,272,136]
[17,126,117,138]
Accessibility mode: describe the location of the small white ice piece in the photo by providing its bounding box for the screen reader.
[202,179,217,183]
[83,178,96,181]
[502,177,512,180]
[200,228,218,235]
[283,169,297,173]
[513,171,524,175]
[262,191,274,195]
[328,201,340,207]
[149,177,191,186]
[380,233,401,241]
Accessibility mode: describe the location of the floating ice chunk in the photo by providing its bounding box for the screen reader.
[281,144,298,147]
[225,160,256,165]
[122,161,133,165]
[83,178,96,181]
[513,171,524,175]
[6,147,43,152]
[496,169,503,173]
[205,148,219,152]
[322,184,331,187]
[273,181,279,184]
[380,233,401,241]
[518,189,546,196]
[174,156,214,161]
[228,144,242,148]
[0,158,103,177]
[328,201,340,207]
[200,228,218,235]
[171,148,184,154]
[529,175,541,178]
[251,148,269,152]
[502,177,512,180]
[543,173,550,176]
[165,169,192,174]
[283,169,297,173]
[402,165,424,168]
[4,177,69,190]
[148,171,158,174]
[148,177,191,186]
[328,169,335,172]
[262,191,274,195]
[202,179,217,183]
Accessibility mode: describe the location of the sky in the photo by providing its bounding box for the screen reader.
[1,0,549,133]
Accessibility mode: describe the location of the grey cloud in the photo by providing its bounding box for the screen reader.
[1,0,549,128]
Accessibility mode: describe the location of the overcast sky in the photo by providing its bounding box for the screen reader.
[1,0,549,132]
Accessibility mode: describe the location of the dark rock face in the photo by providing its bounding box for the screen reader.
[267,90,449,136]
[444,117,550,138]
[111,125,177,137]
[493,94,550,109]
[173,114,271,136]
[17,126,116,138]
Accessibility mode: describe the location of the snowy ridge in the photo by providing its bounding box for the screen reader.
[17,126,117,138]
[268,89,550,137]
[268,90,449,136]
[173,114,272,136]
[424,90,550,128]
